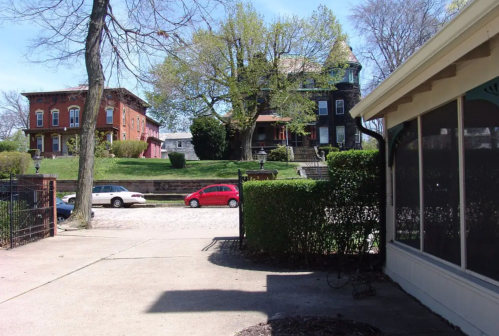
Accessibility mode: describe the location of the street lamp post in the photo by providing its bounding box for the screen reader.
[256,147,267,170]
[33,153,42,174]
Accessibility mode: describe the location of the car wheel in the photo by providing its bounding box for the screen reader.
[68,198,76,204]
[111,198,124,208]
[57,215,67,223]
[228,199,239,208]
[189,199,200,208]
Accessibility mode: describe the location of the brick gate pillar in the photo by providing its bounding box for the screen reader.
[18,174,58,236]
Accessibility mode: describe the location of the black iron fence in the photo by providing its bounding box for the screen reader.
[0,174,55,249]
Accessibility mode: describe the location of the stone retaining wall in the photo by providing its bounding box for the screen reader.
[57,179,239,194]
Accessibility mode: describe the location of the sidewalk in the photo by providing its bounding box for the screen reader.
[0,228,463,336]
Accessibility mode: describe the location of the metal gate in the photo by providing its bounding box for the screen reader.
[237,169,247,249]
[0,174,55,249]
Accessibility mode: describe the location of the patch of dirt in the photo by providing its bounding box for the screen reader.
[235,316,386,336]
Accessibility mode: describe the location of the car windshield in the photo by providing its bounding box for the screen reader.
[56,197,64,205]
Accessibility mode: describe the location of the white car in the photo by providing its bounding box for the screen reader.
[62,185,146,208]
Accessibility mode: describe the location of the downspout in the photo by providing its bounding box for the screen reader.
[355,117,386,267]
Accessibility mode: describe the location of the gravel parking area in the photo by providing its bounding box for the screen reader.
[90,206,239,230]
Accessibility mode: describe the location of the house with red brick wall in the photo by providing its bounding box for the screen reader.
[143,116,162,158]
[22,85,162,158]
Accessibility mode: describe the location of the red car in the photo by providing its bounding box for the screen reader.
[185,184,239,208]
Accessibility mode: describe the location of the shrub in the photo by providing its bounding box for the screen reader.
[111,140,148,158]
[168,152,186,168]
[27,149,38,158]
[0,152,32,178]
[243,150,381,260]
[0,141,19,153]
[190,117,227,160]
[267,145,290,162]
[318,145,339,156]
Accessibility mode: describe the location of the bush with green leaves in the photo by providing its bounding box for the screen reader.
[168,152,186,168]
[318,145,339,156]
[267,145,290,162]
[0,152,32,178]
[243,150,380,260]
[0,141,19,153]
[111,140,148,158]
[190,117,227,160]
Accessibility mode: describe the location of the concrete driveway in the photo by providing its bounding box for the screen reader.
[0,208,462,336]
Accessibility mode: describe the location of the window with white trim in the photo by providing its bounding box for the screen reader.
[106,108,113,124]
[123,133,126,140]
[52,111,59,126]
[177,140,182,148]
[318,101,328,115]
[52,136,60,152]
[132,118,134,129]
[123,109,126,126]
[319,127,329,144]
[137,117,140,131]
[69,108,79,127]
[142,119,145,132]
[336,126,345,144]
[106,133,112,144]
[36,112,43,127]
[36,136,43,152]
[355,128,361,143]
[335,100,344,115]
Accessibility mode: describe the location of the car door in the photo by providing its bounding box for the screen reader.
[91,186,103,204]
[100,186,114,204]
[199,186,218,206]
[218,186,232,205]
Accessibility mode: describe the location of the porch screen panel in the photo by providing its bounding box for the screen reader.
[394,119,420,249]
[421,100,460,265]
[464,98,499,282]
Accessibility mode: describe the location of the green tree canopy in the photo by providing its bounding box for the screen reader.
[147,3,348,160]
[190,117,227,160]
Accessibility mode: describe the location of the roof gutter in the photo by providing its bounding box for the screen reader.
[355,117,386,267]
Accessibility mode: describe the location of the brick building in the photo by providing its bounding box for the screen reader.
[22,85,162,158]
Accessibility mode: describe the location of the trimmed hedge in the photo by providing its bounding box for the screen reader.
[318,145,339,156]
[112,140,148,158]
[243,150,380,259]
[267,145,290,162]
[0,141,19,153]
[0,152,32,178]
[168,152,186,168]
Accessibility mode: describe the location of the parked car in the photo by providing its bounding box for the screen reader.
[185,184,239,208]
[61,185,146,208]
[56,197,94,222]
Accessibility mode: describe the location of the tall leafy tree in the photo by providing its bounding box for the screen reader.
[148,3,348,160]
[190,117,227,160]
[0,0,221,228]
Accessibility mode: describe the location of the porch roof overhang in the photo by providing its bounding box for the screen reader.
[256,115,292,123]
[349,0,499,121]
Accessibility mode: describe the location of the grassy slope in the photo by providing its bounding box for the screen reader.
[28,158,300,180]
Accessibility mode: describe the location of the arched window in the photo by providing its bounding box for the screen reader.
[68,106,80,127]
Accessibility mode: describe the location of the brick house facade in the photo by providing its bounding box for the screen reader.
[22,85,162,158]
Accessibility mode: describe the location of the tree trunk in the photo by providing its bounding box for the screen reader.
[240,124,256,161]
[68,0,109,229]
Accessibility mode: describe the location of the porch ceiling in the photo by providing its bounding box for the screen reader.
[256,115,292,122]
[349,0,499,121]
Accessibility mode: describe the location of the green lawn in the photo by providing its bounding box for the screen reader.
[29,158,300,180]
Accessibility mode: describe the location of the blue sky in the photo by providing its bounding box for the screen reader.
[0,0,363,97]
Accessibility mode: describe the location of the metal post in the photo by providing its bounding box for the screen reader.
[285,124,289,166]
[9,173,13,249]
[238,169,244,249]
[49,181,55,237]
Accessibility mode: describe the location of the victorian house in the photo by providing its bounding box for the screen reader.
[228,45,362,159]
[22,85,162,158]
